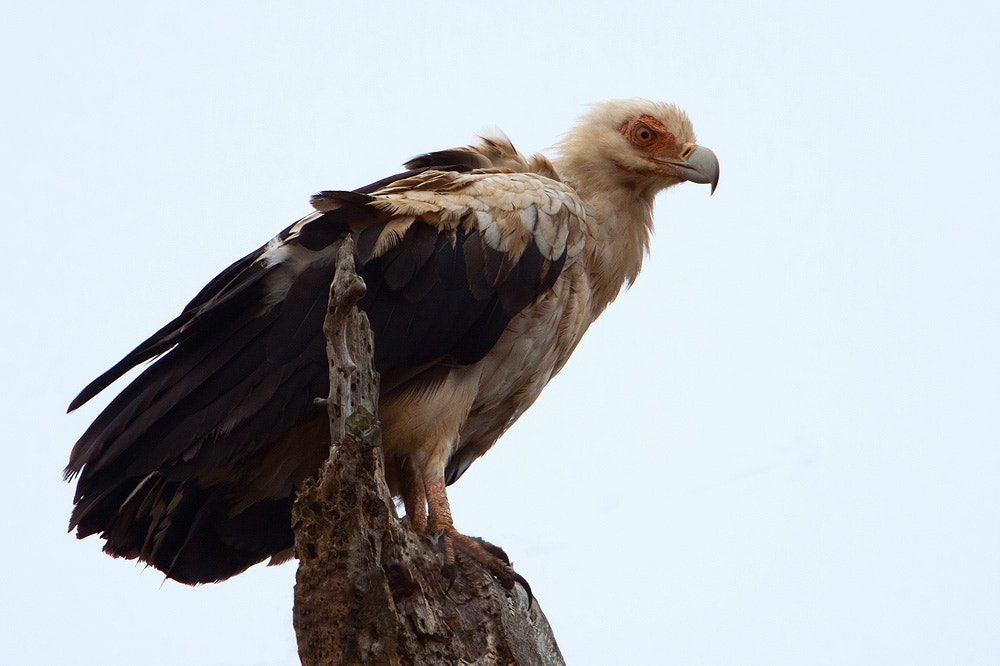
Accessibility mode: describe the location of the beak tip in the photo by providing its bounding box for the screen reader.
[682,145,720,195]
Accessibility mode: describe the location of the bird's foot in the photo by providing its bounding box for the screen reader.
[423,476,518,590]
[438,528,516,590]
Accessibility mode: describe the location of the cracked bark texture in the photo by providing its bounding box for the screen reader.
[292,237,564,666]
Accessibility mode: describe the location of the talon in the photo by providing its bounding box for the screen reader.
[513,572,534,608]
[444,564,457,594]
[439,529,456,586]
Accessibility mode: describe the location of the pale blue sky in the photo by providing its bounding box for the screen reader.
[2,2,997,664]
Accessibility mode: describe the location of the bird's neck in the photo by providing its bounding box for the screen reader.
[554,160,656,319]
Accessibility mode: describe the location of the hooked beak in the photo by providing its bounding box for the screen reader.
[676,145,720,195]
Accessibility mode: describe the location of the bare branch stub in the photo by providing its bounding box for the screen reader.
[322,238,376,445]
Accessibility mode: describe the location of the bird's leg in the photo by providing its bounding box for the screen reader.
[424,476,515,589]
[399,458,427,534]
[424,476,456,576]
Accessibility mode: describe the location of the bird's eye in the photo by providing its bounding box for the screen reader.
[631,123,656,147]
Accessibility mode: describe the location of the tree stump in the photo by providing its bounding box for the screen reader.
[292,236,564,666]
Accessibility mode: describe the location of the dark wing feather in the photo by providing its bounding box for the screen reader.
[405,148,492,171]
[66,252,269,413]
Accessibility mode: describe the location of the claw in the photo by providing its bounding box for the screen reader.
[444,564,457,594]
[512,572,533,608]
[439,529,457,590]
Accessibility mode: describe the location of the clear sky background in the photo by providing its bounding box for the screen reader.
[2,2,997,664]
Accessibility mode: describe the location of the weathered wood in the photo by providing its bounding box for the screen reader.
[292,236,564,665]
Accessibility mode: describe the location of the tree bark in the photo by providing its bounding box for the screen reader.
[292,237,564,666]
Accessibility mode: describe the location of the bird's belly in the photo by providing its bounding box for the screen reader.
[450,271,593,478]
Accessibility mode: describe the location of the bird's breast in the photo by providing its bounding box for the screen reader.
[377,266,594,483]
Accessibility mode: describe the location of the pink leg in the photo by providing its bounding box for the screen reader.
[399,458,428,534]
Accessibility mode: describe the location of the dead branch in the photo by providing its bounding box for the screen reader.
[292,236,564,666]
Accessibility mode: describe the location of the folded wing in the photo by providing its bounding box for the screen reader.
[65,148,585,583]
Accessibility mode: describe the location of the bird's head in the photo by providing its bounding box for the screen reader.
[554,99,719,198]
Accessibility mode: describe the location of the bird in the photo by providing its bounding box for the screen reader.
[65,99,719,585]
